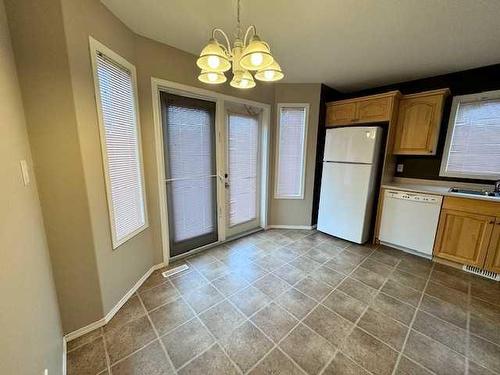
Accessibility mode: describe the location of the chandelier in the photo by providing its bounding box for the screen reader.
[196,0,284,89]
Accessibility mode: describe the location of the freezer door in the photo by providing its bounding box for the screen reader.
[324,127,382,164]
[317,162,376,244]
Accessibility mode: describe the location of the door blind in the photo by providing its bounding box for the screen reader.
[444,98,500,178]
[95,53,146,248]
[228,113,259,226]
[275,106,307,198]
[164,96,217,243]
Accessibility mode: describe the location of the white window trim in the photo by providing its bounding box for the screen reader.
[274,103,309,200]
[89,36,149,249]
[440,89,500,180]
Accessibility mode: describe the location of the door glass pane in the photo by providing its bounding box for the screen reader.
[161,93,218,256]
[228,112,259,227]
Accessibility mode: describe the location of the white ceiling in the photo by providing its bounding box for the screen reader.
[101,0,500,92]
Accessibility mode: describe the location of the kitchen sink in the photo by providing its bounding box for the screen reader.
[449,187,500,197]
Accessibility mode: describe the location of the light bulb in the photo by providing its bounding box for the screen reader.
[250,53,263,67]
[207,55,220,69]
[240,79,249,88]
[263,70,275,80]
[207,72,218,82]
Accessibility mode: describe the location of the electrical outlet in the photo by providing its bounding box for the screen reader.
[396,163,404,173]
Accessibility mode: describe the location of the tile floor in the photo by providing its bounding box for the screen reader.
[67,229,500,375]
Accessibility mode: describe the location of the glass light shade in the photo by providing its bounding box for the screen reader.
[230,70,256,89]
[196,39,231,72]
[198,70,227,84]
[254,61,284,82]
[239,35,274,71]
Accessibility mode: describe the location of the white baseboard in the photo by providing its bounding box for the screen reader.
[62,337,67,375]
[266,224,316,230]
[64,262,166,343]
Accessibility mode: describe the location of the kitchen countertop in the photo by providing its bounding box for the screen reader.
[382,181,500,202]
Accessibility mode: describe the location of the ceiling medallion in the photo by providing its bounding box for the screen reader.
[196,0,284,89]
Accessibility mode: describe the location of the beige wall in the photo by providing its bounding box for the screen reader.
[6,0,275,333]
[269,84,322,226]
[6,0,314,336]
[59,0,155,316]
[4,0,103,332]
[0,0,63,373]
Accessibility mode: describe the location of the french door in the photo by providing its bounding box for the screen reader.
[160,92,265,257]
[224,103,262,239]
[161,92,218,257]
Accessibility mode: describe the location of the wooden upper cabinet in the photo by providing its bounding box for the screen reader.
[433,197,500,268]
[326,102,356,126]
[433,208,494,267]
[325,91,399,127]
[393,89,450,155]
[357,97,392,123]
[485,220,500,273]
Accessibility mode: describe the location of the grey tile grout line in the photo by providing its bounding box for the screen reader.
[180,232,354,374]
[101,327,112,374]
[121,234,412,373]
[317,248,404,375]
[242,247,378,374]
[70,230,495,374]
[465,281,472,375]
[79,260,423,371]
[390,261,436,375]
[167,274,245,375]
[135,291,178,374]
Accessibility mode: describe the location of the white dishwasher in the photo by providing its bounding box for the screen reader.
[379,190,443,258]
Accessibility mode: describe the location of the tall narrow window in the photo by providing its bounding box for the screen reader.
[440,90,500,180]
[275,104,308,199]
[91,39,147,249]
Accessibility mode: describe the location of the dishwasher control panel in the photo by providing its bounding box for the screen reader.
[385,190,441,204]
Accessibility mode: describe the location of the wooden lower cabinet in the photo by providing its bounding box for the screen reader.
[485,222,500,273]
[433,209,494,267]
[433,197,500,270]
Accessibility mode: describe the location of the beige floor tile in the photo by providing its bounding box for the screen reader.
[403,330,465,375]
[220,321,274,372]
[280,323,336,375]
[110,340,174,375]
[67,337,107,375]
[105,315,156,364]
[251,302,298,343]
[177,344,239,375]
[161,318,213,369]
[248,348,304,375]
[342,327,398,375]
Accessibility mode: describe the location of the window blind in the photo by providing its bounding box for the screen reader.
[443,98,500,179]
[276,106,307,198]
[95,52,147,248]
[228,113,259,226]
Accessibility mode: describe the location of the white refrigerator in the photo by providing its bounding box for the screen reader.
[317,126,383,244]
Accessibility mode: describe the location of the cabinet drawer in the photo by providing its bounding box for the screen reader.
[326,103,356,126]
[356,97,392,123]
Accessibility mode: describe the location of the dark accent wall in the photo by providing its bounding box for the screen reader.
[312,63,500,225]
[311,84,344,225]
[338,63,500,185]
